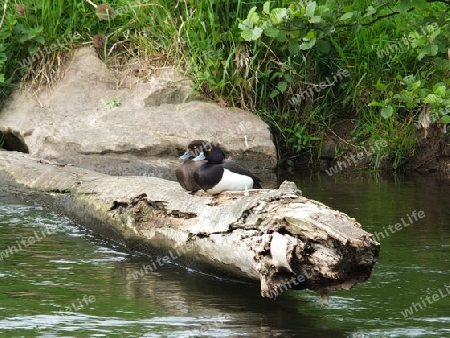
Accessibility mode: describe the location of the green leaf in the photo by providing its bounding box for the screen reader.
[34,36,45,45]
[368,101,384,107]
[263,1,270,15]
[28,45,40,54]
[299,38,316,50]
[440,115,450,124]
[429,27,441,42]
[433,84,446,97]
[239,7,260,31]
[423,94,442,104]
[288,40,300,54]
[264,27,279,38]
[13,24,27,34]
[338,12,354,21]
[380,105,394,119]
[417,52,426,61]
[364,6,376,17]
[277,81,287,93]
[394,93,414,106]
[284,73,293,83]
[398,0,414,13]
[422,44,438,56]
[27,26,43,39]
[241,27,263,41]
[433,57,450,72]
[270,89,279,98]
[0,73,4,83]
[106,98,121,108]
[412,80,422,91]
[409,32,425,47]
[238,22,247,30]
[246,7,260,26]
[277,30,288,42]
[305,30,316,40]
[240,29,252,41]
[374,79,386,91]
[17,35,28,43]
[309,16,322,23]
[418,88,432,98]
[270,71,283,80]
[305,2,316,18]
[270,8,287,24]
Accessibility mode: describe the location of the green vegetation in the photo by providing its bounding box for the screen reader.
[234,0,450,169]
[0,0,449,170]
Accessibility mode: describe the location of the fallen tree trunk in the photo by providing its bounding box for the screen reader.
[0,150,379,303]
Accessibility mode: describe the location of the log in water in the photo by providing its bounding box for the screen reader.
[0,151,380,303]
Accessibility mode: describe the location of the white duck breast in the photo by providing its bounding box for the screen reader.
[206,168,254,194]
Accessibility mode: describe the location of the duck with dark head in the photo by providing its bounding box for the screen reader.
[175,140,209,192]
[193,144,261,194]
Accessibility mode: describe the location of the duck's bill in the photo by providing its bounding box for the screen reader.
[193,152,206,161]
[179,151,192,160]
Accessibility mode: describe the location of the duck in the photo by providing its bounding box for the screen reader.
[193,144,262,194]
[175,140,209,192]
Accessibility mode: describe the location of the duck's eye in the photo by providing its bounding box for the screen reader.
[193,146,197,149]
[207,148,212,152]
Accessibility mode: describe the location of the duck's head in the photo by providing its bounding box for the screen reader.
[193,145,225,164]
[179,140,208,160]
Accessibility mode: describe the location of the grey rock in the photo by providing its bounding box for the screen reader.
[0,47,277,184]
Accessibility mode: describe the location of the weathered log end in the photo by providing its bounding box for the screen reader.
[225,181,380,300]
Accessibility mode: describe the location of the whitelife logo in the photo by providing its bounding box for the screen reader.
[0,226,58,261]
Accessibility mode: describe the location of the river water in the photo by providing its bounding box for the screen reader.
[0,172,449,337]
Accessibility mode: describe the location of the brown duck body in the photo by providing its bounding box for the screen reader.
[175,159,204,192]
[175,140,208,192]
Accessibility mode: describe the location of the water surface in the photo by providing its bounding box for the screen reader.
[0,172,449,337]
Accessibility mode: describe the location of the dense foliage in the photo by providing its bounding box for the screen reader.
[0,0,449,169]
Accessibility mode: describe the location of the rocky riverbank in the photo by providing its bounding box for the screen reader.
[0,47,277,183]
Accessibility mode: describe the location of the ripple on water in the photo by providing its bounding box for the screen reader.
[0,314,235,337]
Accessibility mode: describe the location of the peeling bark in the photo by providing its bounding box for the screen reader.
[0,151,380,302]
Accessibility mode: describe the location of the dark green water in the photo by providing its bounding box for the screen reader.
[0,172,449,337]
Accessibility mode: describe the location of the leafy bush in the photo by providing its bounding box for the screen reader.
[235,0,449,168]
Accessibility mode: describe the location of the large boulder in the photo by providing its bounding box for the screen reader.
[0,47,276,182]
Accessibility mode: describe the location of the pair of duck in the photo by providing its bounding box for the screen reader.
[176,140,261,194]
